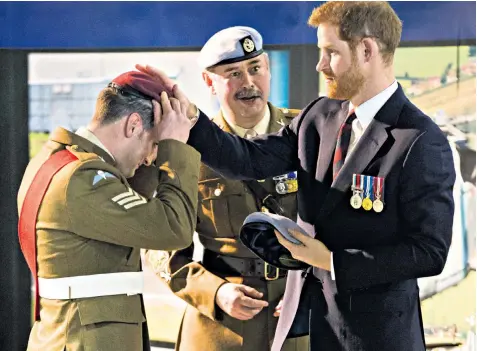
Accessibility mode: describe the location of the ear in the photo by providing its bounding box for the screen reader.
[202,71,216,95]
[361,38,378,63]
[125,113,143,138]
[263,53,272,80]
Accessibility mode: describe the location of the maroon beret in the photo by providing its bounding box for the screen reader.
[108,71,172,101]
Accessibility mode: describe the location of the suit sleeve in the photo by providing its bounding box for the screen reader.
[333,129,456,292]
[147,245,227,321]
[66,139,200,251]
[187,110,301,180]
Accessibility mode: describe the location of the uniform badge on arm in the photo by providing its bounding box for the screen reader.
[111,188,147,210]
[158,161,176,179]
[92,170,117,185]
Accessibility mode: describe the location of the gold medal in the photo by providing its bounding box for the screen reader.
[362,197,373,211]
[350,193,362,209]
[285,179,298,193]
[373,199,384,213]
[362,175,373,211]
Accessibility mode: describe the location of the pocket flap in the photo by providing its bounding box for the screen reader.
[199,179,244,199]
[77,294,145,325]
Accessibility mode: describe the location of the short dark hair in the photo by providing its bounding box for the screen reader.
[92,87,154,129]
[308,1,402,65]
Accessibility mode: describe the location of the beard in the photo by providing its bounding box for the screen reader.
[324,55,365,100]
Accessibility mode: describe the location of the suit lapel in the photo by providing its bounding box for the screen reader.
[318,85,405,218]
[316,101,349,182]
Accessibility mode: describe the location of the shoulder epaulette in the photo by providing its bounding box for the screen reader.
[279,108,301,119]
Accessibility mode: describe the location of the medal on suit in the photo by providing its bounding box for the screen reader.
[350,174,363,209]
[273,172,298,194]
[273,174,287,194]
[285,172,298,193]
[373,176,384,213]
[362,175,373,211]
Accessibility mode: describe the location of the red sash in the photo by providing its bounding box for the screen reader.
[18,149,78,320]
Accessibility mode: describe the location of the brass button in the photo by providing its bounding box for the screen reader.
[214,184,223,196]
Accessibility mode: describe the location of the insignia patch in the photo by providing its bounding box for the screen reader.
[242,38,255,52]
[92,170,117,185]
[111,188,147,210]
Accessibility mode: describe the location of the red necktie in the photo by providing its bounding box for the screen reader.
[332,110,357,179]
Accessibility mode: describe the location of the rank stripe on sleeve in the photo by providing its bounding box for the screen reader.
[111,188,147,210]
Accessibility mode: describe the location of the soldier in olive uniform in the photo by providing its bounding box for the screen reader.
[145,27,309,351]
[17,71,200,351]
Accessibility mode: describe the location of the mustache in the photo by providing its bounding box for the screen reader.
[235,89,263,99]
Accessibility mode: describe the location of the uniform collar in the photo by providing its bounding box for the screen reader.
[49,127,116,165]
[75,127,115,161]
[221,105,271,138]
[349,80,398,131]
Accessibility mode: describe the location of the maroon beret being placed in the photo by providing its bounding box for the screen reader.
[108,71,172,101]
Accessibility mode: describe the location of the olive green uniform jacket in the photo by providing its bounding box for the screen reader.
[147,104,310,351]
[17,127,200,351]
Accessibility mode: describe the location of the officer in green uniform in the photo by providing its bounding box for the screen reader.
[17,71,200,351]
[146,27,309,351]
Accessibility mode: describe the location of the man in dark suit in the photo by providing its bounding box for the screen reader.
[135,2,456,350]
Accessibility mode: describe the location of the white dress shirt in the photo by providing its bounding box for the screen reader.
[330,81,398,280]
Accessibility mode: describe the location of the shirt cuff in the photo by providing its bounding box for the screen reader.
[330,252,336,280]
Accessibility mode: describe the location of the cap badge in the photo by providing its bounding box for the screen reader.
[242,38,255,53]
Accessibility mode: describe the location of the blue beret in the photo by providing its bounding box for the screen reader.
[239,212,310,270]
[243,212,304,244]
[198,26,264,69]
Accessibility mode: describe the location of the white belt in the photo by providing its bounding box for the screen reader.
[38,272,144,300]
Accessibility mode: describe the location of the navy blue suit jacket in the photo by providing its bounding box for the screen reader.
[188,85,455,351]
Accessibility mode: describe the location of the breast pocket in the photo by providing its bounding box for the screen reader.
[349,290,411,315]
[198,178,254,238]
